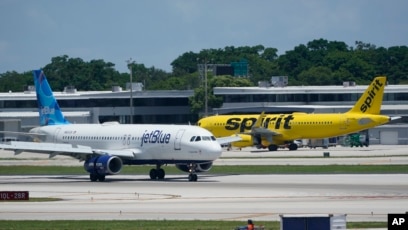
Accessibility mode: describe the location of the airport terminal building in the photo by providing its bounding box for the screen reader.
[1,81,408,144]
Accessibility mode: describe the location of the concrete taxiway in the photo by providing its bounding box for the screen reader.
[0,174,407,223]
[216,144,408,165]
[0,145,407,223]
[1,144,408,166]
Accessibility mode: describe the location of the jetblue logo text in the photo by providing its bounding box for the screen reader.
[225,115,294,132]
[360,78,384,113]
[40,106,55,115]
[141,130,171,146]
[388,213,408,230]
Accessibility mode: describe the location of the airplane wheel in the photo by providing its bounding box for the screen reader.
[90,174,98,182]
[149,169,157,180]
[288,143,298,151]
[188,174,198,182]
[157,168,165,179]
[98,175,106,182]
[268,145,278,151]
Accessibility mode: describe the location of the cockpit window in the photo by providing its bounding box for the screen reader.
[190,136,216,142]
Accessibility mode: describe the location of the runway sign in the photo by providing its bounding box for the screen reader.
[0,191,29,200]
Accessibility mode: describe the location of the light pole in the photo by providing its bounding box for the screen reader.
[204,60,208,117]
[126,58,135,124]
[198,58,209,117]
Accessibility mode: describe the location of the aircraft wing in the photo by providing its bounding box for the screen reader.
[0,141,137,161]
[247,127,282,144]
[216,135,242,145]
[249,111,282,137]
[251,127,281,136]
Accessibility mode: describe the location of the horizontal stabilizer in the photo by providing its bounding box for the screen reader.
[390,116,402,121]
[0,131,47,139]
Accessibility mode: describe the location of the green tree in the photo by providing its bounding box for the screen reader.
[298,66,333,85]
[386,46,408,84]
[42,55,121,91]
[0,71,32,92]
[277,44,312,81]
[171,51,200,75]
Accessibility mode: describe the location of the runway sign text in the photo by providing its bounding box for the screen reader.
[0,191,29,200]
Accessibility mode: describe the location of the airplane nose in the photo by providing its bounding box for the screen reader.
[206,142,222,160]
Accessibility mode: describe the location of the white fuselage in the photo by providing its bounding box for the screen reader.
[29,123,222,162]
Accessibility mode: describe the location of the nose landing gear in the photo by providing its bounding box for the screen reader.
[188,163,198,182]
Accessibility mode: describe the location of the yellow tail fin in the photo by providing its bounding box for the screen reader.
[347,76,386,114]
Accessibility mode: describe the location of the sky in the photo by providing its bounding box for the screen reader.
[0,0,407,74]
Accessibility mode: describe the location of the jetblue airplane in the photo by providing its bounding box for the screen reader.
[0,70,224,182]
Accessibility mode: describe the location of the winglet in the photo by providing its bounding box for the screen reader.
[347,76,386,115]
[252,111,266,129]
[33,69,70,126]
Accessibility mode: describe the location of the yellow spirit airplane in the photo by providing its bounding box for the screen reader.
[198,76,399,151]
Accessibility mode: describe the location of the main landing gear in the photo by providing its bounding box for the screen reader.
[268,144,278,151]
[90,173,106,182]
[267,142,298,151]
[149,164,166,180]
[287,143,298,151]
[149,164,198,181]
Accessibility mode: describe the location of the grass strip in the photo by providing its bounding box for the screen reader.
[0,220,387,230]
[0,164,407,175]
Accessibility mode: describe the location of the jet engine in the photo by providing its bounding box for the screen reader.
[84,155,123,175]
[175,162,213,173]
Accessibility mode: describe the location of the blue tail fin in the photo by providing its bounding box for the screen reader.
[33,69,70,126]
